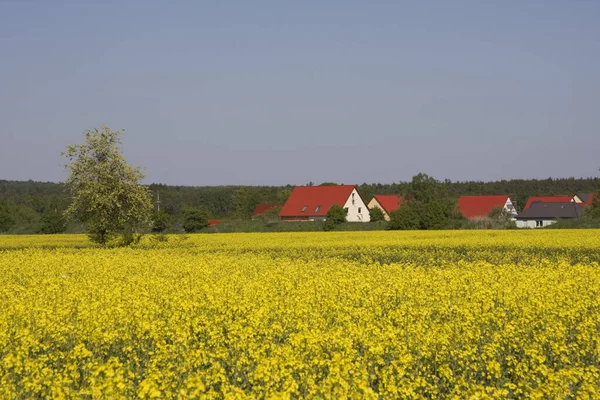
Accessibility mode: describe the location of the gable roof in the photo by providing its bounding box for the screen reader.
[516,202,584,220]
[457,195,510,220]
[523,196,573,210]
[279,185,356,217]
[576,192,596,205]
[251,204,283,217]
[372,195,402,214]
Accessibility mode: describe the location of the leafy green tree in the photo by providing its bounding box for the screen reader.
[324,205,347,231]
[586,192,600,219]
[232,188,262,219]
[0,200,15,233]
[151,211,171,232]
[40,198,67,234]
[369,207,386,222]
[388,202,421,230]
[276,188,293,204]
[63,126,153,245]
[182,208,209,232]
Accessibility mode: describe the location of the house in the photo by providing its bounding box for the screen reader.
[279,185,370,222]
[251,204,283,219]
[208,219,224,227]
[367,195,402,221]
[515,202,584,228]
[523,196,574,210]
[573,193,596,206]
[457,195,517,220]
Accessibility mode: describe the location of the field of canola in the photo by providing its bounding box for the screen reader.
[1,230,600,398]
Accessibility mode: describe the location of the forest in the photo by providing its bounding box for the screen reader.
[0,177,598,234]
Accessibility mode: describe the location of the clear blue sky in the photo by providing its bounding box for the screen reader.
[1,1,599,185]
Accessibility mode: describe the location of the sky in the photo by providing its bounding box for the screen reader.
[1,0,599,186]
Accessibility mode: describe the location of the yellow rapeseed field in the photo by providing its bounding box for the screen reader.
[1,230,599,398]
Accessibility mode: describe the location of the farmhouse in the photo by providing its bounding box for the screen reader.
[279,185,370,222]
[515,202,584,228]
[251,204,283,219]
[367,195,402,221]
[523,196,573,210]
[573,193,596,206]
[457,195,517,220]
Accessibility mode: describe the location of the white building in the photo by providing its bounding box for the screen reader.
[279,185,370,222]
[515,202,584,228]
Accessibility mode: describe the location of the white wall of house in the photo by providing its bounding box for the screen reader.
[367,198,390,221]
[504,198,518,216]
[516,219,557,228]
[343,188,370,222]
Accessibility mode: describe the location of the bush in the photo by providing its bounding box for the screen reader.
[324,205,347,231]
[369,207,386,222]
[151,211,171,233]
[182,209,209,233]
[388,202,421,230]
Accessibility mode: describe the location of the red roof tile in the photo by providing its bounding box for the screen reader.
[523,196,573,210]
[279,185,356,217]
[251,204,283,217]
[208,219,224,227]
[372,195,402,214]
[457,195,510,220]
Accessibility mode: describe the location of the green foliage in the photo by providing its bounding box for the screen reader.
[324,205,347,231]
[369,207,386,222]
[0,200,15,233]
[585,192,600,219]
[182,208,209,233]
[232,188,262,219]
[276,189,293,204]
[388,202,421,230]
[389,173,457,230]
[40,198,67,234]
[488,206,513,222]
[63,126,153,245]
[151,211,171,233]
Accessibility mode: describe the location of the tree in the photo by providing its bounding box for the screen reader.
[182,208,209,232]
[63,126,153,245]
[388,202,421,230]
[324,205,347,231]
[40,198,67,234]
[232,188,262,219]
[0,200,15,233]
[586,192,600,219]
[151,211,171,233]
[369,207,386,222]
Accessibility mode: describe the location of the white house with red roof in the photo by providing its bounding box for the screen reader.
[457,195,517,220]
[367,195,402,221]
[279,185,370,222]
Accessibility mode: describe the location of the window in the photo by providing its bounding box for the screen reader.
[358,207,362,213]
[315,205,321,212]
[352,199,355,205]
[344,207,349,214]
[301,206,308,213]
[536,220,544,227]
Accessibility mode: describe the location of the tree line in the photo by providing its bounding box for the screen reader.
[0,126,598,237]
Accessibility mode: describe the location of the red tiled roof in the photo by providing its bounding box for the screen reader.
[279,185,356,217]
[372,195,402,214]
[251,204,283,217]
[208,219,224,227]
[457,195,510,220]
[523,196,573,210]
